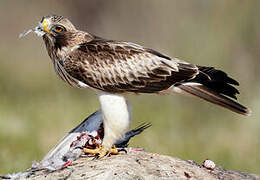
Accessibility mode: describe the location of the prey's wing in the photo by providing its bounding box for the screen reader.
[63,38,199,93]
[40,110,103,170]
[39,109,150,170]
[115,122,152,148]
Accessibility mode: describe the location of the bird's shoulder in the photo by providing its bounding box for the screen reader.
[79,35,145,54]
[65,35,176,65]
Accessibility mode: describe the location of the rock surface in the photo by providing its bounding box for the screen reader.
[20,151,260,180]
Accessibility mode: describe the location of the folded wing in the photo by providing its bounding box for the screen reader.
[62,37,199,93]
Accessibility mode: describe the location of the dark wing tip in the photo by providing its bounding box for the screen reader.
[232,102,251,116]
[114,122,151,148]
[226,76,239,86]
[193,66,242,99]
[132,122,152,133]
[177,83,251,116]
[197,66,239,84]
[243,107,252,116]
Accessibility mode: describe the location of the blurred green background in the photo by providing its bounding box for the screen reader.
[0,0,259,175]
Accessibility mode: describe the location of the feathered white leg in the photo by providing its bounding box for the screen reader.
[88,92,130,158]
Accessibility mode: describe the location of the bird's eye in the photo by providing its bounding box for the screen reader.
[52,25,66,33]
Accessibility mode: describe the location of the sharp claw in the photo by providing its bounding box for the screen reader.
[83,145,125,159]
[75,146,84,150]
[118,148,127,154]
[92,155,99,161]
[84,146,109,159]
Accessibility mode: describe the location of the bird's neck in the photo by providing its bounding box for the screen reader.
[43,31,93,62]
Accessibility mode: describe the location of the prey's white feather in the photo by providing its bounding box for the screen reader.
[19,29,33,38]
[33,27,46,37]
[98,93,130,148]
[19,22,46,38]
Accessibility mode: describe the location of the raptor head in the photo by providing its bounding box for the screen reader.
[37,14,76,38]
[20,14,93,61]
[34,14,85,52]
[20,14,92,48]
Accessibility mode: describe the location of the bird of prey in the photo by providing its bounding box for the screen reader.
[21,14,250,158]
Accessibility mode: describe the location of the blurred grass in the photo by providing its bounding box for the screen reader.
[0,0,259,175]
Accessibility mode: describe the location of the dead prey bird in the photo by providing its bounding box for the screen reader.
[20,14,250,158]
[0,110,150,178]
[37,110,150,170]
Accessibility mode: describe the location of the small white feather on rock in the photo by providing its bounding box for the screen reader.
[203,159,215,170]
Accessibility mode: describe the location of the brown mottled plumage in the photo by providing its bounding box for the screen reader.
[37,15,249,115]
[26,14,250,157]
[62,39,199,93]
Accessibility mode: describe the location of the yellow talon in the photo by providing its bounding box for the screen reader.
[110,145,119,155]
[82,146,109,158]
[83,146,102,155]
[82,145,121,158]
[98,147,109,158]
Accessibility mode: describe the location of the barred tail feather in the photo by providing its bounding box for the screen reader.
[176,83,251,115]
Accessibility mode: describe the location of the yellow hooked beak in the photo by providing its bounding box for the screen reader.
[41,20,51,33]
[19,19,53,38]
